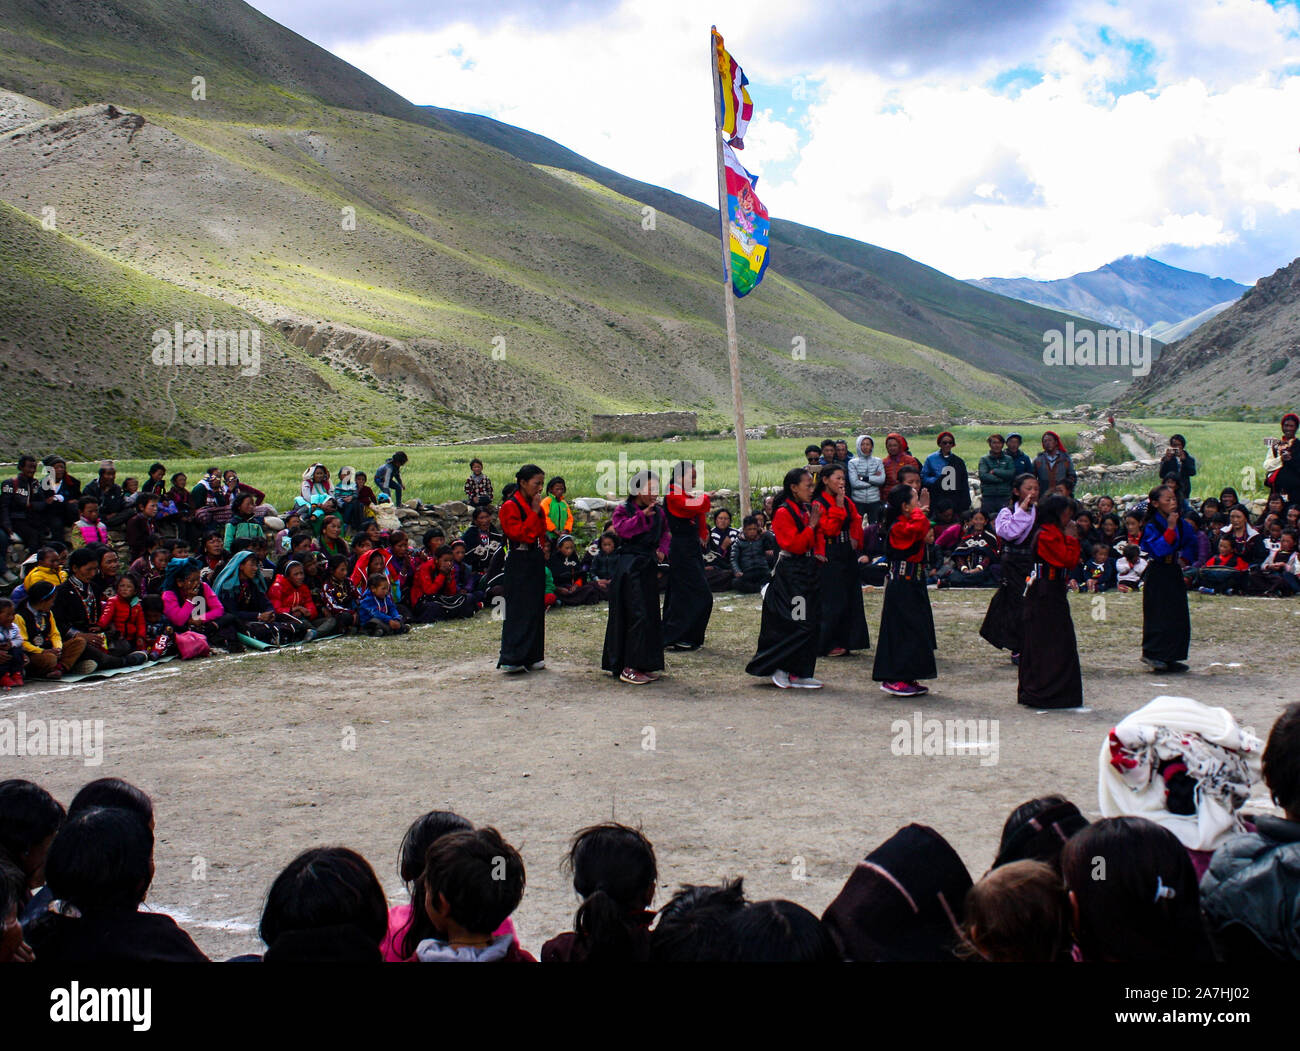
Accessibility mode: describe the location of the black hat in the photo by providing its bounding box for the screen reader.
[822,824,972,962]
[26,581,57,604]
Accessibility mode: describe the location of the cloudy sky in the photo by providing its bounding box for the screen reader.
[250,0,1300,284]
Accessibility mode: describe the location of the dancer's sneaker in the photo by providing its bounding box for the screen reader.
[771,670,792,689]
[1167,661,1189,673]
[827,647,847,657]
[789,676,823,689]
[620,668,652,685]
[880,680,918,696]
[500,664,526,674]
[909,681,929,695]
[1140,655,1169,673]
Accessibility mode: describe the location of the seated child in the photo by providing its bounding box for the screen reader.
[1073,540,1116,593]
[268,561,337,640]
[23,546,67,593]
[359,572,409,636]
[1115,544,1148,593]
[705,510,740,591]
[382,811,518,962]
[72,498,109,548]
[0,598,25,690]
[415,827,534,962]
[140,595,175,659]
[1259,528,1300,596]
[320,555,360,634]
[410,548,473,622]
[1197,536,1249,594]
[730,516,770,593]
[354,471,378,520]
[332,467,362,531]
[937,510,999,588]
[15,582,87,680]
[463,458,494,509]
[448,540,483,607]
[130,545,171,598]
[96,575,148,657]
[549,534,600,606]
[587,531,619,600]
[542,823,657,963]
[541,538,559,610]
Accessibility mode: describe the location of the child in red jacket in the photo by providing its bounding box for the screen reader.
[411,548,473,622]
[268,561,337,639]
[96,575,148,654]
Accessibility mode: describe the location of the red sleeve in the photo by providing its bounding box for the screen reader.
[889,508,930,560]
[666,488,711,543]
[268,579,291,614]
[1036,527,1081,568]
[773,505,815,555]
[814,501,847,556]
[499,497,546,543]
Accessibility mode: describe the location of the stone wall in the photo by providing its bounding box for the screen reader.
[769,421,856,439]
[857,410,948,433]
[589,412,698,439]
[452,429,585,445]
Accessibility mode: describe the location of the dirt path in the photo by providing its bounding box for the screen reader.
[1118,429,1152,461]
[2,590,1292,959]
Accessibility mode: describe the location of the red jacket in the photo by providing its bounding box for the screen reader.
[96,595,147,648]
[813,493,863,557]
[665,484,711,544]
[499,491,546,545]
[772,501,816,555]
[268,575,319,618]
[411,561,457,605]
[1035,523,1081,569]
[887,507,930,563]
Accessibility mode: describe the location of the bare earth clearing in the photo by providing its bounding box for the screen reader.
[2,590,1294,959]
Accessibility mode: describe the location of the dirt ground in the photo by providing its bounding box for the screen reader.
[2,589,1294,960]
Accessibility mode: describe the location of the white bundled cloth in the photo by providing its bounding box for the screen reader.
[1099,696,1262,852]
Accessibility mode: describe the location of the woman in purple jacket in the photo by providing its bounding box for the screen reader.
[601,471,670,686]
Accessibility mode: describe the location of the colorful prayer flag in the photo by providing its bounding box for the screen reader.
[713,29,752,149]
[721,142,770,297]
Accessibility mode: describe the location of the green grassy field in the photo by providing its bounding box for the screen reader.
[43,418,1284,510]
[54,425,1093,510]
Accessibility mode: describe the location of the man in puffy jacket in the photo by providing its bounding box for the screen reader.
[847,435,886,523]
[1201,701,1300,961]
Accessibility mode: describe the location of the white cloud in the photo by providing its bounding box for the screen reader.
[316,0,1300,284]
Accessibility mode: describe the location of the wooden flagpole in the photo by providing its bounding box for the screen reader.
[710,27,752,519]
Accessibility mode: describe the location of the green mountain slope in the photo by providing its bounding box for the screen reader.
[0,0,1061,457]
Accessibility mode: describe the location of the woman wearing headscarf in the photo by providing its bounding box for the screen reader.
[213,549,296,646]
[1140,484,1199,673]
[497,466,548,673]
[161,557,244,653]
[979,472,1039,664]
[811,464,870,658]
[1033,431,1077,495]
[602,470,670,685]
[880,433,921,502]
[747,467,823,690]
[661,461,712,652]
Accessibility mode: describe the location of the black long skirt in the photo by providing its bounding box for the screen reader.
[746,554,820,679]
[602,551,664,673]
[662,535,712,648]
[497,546,545,667]
[819,542,870,654]
[872,568,937,682]
[1017,574,1082,709]
[1142,558,1190,664]
[980,552,1032,652]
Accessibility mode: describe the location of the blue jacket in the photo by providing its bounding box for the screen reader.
[359,589,402,625]
[1141,513,1199,562]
